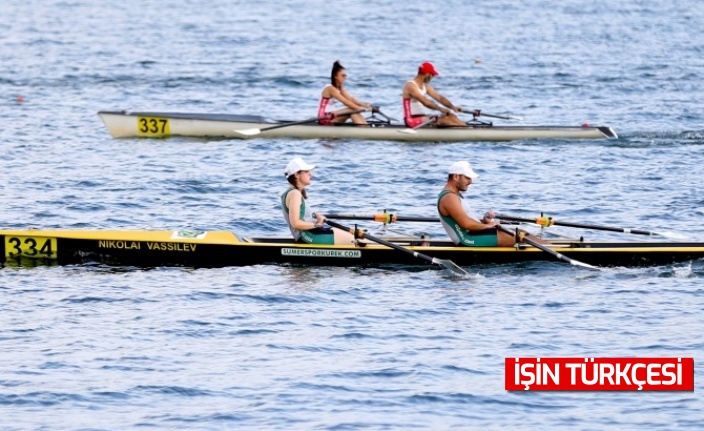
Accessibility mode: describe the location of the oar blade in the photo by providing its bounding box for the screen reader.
[656,231,688,240]
[397,128,419,135]
[433,257,470,276]
[541,245,601,271]
[570,259,599,270]
[232,128,261,137]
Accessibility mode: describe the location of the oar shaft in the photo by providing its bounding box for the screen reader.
[465,110,522,121]
[477,112,514,120]
[258,117,324,132]
[497,225,597,269]
[238,109,366,136]
[260,109,364,132]
[397,117,436,134]
[496,213,658,236]
[373,107,398,122]
[324,219,467,275]
[331,212,657,236]
[325,220,427,261]
[548,220,655,235]
[326,213,438,223]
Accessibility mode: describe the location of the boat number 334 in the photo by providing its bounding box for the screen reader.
[4,236,57,259]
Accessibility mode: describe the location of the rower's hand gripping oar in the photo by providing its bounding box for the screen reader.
[496,224,598,270]
[324,219,469,276]
[496,213,664,237]
[234,109,365,137]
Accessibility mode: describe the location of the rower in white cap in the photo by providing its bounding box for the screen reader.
[438,161,545,247]
[281,157,356,245]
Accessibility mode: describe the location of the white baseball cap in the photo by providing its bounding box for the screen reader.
[284,157,316,177]
[448,161,479,179]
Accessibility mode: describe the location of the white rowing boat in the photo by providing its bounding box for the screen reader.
[98,111,618,142]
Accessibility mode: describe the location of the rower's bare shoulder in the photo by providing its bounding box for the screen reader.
[321,86,334,98]
[402,81,418,97]
[286,189,302,205]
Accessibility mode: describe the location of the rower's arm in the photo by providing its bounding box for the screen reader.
[286,191,318,230]
[427,85,461,112]
[331,87,366,111]
[404,82,449,114]
[341,88,370,109]
[440,194,496,231]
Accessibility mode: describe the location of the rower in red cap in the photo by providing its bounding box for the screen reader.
[402,62,467,128]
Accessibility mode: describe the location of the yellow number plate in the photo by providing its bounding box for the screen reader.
[137,116,171,137]
[5,236,58,259]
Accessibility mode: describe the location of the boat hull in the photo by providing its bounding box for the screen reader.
[98,111,618,142]
[2,229,702,269]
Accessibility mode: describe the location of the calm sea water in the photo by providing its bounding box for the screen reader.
[1,1,703,429]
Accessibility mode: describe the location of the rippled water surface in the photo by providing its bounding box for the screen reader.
[1,1,703,429]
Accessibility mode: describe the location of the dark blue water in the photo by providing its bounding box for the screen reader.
[1,1,703,429]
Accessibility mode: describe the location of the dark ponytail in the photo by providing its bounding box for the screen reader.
[331,60,345,88]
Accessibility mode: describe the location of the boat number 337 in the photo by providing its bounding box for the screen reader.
[4,236,57,259]
[137,116,171,136]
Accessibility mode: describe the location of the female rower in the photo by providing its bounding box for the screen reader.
[281,157,356,245]
[318,60,372,125]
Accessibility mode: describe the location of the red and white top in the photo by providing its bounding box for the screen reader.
[318,84,340,125]
[403,81,429,127]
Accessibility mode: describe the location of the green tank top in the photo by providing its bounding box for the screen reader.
[437,189,498,247]
[282,187,307,240]
[281,187,334,244]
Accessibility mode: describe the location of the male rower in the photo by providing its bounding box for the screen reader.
[402,62,467,127]
[438,161,544,246]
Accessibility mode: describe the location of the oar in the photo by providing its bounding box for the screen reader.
[397,116,437,135]
[495,213,663,236]
[234,109,364,137]
[371,106,399,123]
[496,225,598,270]
[330,212,667,239]
[324,219,469,276]
[465,109,523,121]
[327,213,438,223]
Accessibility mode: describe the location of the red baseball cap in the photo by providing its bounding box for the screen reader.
[419,62,439,76]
